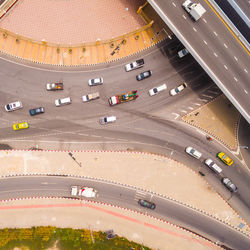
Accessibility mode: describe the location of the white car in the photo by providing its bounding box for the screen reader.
[79,187,98,198]
[5,101,23,112]
[170,82,187,96]
[99,116,116,125]
[148,84,167,96]
[185,147,202,159]
[88,77,103,86]
[55,97,71,107]
[205,159,222,174]
[71,186,78,196]
[178,48,189,58]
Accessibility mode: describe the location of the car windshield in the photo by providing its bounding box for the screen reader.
[104,118,107,122]
[175,88,179,93]
[6,104,10,110]
[222,155,227,160]
[190,149,195,154]
[153,88,158,93]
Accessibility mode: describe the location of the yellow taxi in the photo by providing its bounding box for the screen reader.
[13,122,29,131]
[217,152,233,166]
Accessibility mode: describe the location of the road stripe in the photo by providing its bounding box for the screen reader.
[204,0,249,54]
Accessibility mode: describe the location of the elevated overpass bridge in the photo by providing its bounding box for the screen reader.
[147,0,250,123]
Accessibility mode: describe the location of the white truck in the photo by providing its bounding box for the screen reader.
[125,59,144,72]
[182,0,206,21]
[82,92,100,102]
[71,186,98,198]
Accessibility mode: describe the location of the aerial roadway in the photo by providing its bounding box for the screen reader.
[0,175,250,249]
[147,0,250,123]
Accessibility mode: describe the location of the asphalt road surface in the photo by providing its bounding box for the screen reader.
[0,175,249,250]
[147,0,250,123]
[0,39,249,241]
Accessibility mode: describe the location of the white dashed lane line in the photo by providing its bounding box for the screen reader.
[224,43,228,48]
[194,103,201,106]
[224,65,228,70]
[182,14,187,19]
[172,2,176,7]
[234,77,238,82]
[213,31,218,36]
[244,89,248,94]
[202,94,213,98]
[193,27,197,32]
[203,40,208,45]
[244,69,248,73]
[213,52,218,57]
[234,56,238,61]
[203,18,207,23]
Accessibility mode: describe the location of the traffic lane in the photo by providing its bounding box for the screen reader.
[1,176,250,250]
[153,196,250,249]
[150,0,250,114]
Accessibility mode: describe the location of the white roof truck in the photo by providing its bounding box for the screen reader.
[71,186,98,198]
[125,59,144,72]
[182,0,206,21]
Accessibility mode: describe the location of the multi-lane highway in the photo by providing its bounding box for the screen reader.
[147,0,250,123]
[0,175,250,249]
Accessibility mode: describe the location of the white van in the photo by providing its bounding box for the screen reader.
[205,159,222,174]
[55,97,71,107]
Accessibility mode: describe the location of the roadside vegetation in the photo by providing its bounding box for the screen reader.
[0,226,150,250]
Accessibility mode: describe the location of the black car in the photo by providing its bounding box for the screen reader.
[29,107,45,116]
[138,199,156,210]
[136,70,152,81]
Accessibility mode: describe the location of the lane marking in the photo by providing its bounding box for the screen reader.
[204,0,249,54]
[203,18,207,23]
[213,31,218,36]
[224,43,228,48]
[213,52,218,57]
[188,107,194,110]
[244,69,248,73]
[244,89,248,94]
[194,103,201,106]
[202,94,213,98]
[224,65,228,70]
[182,14,187,19]
[172,2,176,7]
[203,40,208,45]
[172,113,179,120]
[181,110,187,113]
[193,27,197,32]
[234,56,238,61]
[234,77,238,82]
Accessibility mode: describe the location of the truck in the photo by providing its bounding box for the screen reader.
[108,90,138,106]
[71,186,98,198]
[46,82,63,91]
[125,59,144,72]
[82,92,100,102]
[182,0,206,21]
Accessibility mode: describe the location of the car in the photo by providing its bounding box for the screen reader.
[13,122,29,131]
[170,82,187,96]
[222,178,238,193]
[148,84,167,96]
[88,77,103,86]
[178,48,189,58]
[205,159,222,174]
[55,97,71,107]
[46,82,63,91]
[138,199,156,210]
[78,187,98,198]
[29,107,45,116]
[99,116,116,125]
[125,59,144,72]
[185,147,202,159]
[136,70,152,81]
[217,152,233,166]
[5,101,23,112]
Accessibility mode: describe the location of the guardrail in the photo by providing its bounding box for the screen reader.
[206,0,250,52]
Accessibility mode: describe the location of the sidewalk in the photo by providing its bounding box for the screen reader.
[0,150,248,239]
[0,0,170,65]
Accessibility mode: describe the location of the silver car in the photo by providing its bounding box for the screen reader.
[88,77,103,86]
[222,178,238,193]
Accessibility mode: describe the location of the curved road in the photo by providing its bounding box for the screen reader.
[0,175,249,250]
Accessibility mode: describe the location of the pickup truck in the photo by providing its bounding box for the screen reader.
[125,59,144,72]
[182,0,206,21]
[109,90,138,106]
[46,82,63,91]
[82,92,100,102]
[71,186,98,198]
